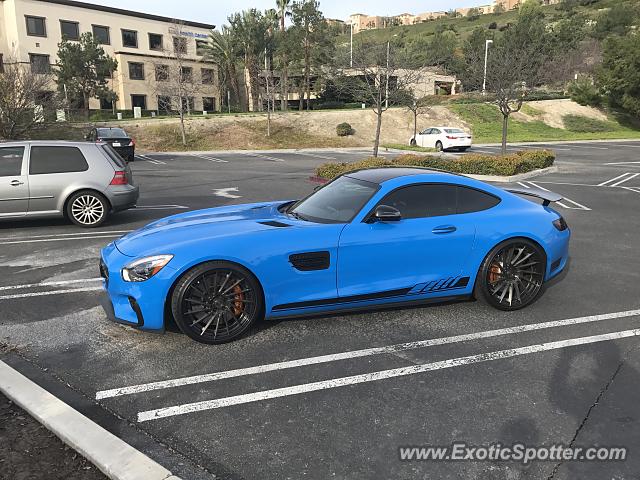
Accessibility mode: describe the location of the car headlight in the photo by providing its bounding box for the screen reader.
[122,255,173,282]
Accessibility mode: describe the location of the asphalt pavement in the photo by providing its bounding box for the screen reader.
[1,141,639,480]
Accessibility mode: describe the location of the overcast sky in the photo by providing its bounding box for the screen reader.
[88,0,488,28]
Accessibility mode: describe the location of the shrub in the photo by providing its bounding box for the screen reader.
[315,150,555,179]
[336,122,355,137]
[488,21,498,29]
[314,101,345,110]
[567,76,601,107]
[563,114,615,133]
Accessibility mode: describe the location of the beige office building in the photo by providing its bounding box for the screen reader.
[0,0,219,112]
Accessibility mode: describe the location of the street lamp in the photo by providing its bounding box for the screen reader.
[385,34,398,109]
[482,39,493,96]
[350,23,353,68]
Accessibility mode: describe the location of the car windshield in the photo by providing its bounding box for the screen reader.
[97,128,128,138]
[289,176,379,224]
[444,128,465,134]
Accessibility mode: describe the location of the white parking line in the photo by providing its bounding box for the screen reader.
[610,173,640,187]
[0,287,103,301]
[0,231,131,242]
[95,308,640,400]
[241,152,285,162]
[526,181,591,211]
[136,154,166,165]
[0,278,101,292]
[598,173,637,187]
[558,144,609,150]
[134,205,189,210]
[137,328,640,422]
[295,152,337,160]
[189,154,228,163]
[622,187,640,194]
[604,161,640,166]
[616,144,640,149]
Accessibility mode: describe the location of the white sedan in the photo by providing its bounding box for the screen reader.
[410,126,473,152]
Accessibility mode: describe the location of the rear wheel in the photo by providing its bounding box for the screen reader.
[476,239,546,311]
[435,141,444,152]
[171,261,264,344]
[66,191,109,228]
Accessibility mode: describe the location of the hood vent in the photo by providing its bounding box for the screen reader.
[258,220,292,228]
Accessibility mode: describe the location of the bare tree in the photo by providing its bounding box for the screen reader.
[335,41,427,157]
[148,22,202,146]
[0,57,59,139]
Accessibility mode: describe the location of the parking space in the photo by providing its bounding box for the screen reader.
[1,142,640,479]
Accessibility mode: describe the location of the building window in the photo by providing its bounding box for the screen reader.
[158,95,172,114]
[203,97,216,112]
[173,36,187,54]
[26,16,46,37]
[155,65,169,82]
[180,96,194,113]
[60,20,79,40]
[29,54,50,74]
[122,29,138,48]
[128,62,144,80]
[180,66,193,83]
[201,68,215,85]
[100,97,113,110]
[131,95,147,110]
[149,33,163,51]
[96,60,113,80]
[92,25,110,44]
[196,40,208,56]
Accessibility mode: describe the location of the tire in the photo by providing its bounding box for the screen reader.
[410,138,417,146]
[475,238,546,311]
[171,261,264,344]
[66,190,109,228]
[435,141,444,152]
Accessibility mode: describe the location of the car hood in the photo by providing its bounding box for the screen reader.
[115,201,296,257]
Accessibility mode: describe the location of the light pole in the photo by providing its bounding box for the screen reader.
[385,34,397,109]
[482,39,493,96]
[350,23,353,68]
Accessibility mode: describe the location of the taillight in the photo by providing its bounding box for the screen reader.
[553,216,568,231]
[110,171,128,185]
[446,135,457,140]
[129,138,136,147]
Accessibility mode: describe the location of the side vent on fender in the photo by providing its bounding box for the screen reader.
[258,221,292,228]
[289,251,330,271]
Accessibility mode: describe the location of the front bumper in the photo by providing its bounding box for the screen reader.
[100,242,176,331]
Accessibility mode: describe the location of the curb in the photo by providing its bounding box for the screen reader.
[475,139,640,146]
[0,361,180,480]
[149,146,371,156]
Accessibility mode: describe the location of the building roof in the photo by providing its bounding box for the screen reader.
[30,0,216,30]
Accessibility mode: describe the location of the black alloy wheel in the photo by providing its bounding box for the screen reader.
[171,261,263,344]
[477,239,545,311]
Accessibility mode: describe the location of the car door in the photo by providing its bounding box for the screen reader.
[418,128,432,147]
[430,128,442,148]
[337,183,476,299]
[0,145,29,217]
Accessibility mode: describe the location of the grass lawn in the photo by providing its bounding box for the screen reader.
[450,103,640,144]
[383,143,436,153]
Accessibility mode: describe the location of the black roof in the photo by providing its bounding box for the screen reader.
[33,0,215,30]
[346,168,447,184]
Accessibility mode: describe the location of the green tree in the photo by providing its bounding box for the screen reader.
[593,3,638,40]
[290,0,332,111]
[276,0,292,110]
[202,27,242,112]
[597,34,640,116]
[55,32,117,115]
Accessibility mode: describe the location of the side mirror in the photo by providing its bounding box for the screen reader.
[373,205,401,222]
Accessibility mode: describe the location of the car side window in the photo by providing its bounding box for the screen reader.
[431,128,441,135]
[379,184,457,220]
[29,146,89,175]
[457,186,500,214]
[0,147,25,177]
[420,128,432,135]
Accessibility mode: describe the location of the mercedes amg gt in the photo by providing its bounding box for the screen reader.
[99,168,570,344]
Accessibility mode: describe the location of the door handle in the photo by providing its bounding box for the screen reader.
[432,225,457,234]
[10,180,25,187]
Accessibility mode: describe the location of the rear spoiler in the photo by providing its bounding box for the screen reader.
[503,187,563,206]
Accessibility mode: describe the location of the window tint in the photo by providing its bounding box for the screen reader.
[97,128,127,138]
[149,33,163,50]
[431,128,441,134]
[26,16,46,36]
[60,20,79,40]
[444,128,464,134]
[457,186,500,214]
[29,146,89,175]
[92,25,110,44]
[380,184,457,219]
[0,147,25,177]
[122,29,138,48]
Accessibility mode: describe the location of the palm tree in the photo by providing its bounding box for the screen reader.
[276,0,292,110]
[202,27,242,112]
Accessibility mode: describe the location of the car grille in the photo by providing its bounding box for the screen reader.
[99,259,109,285]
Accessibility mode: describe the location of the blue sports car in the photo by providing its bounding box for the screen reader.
[100,168,570,344]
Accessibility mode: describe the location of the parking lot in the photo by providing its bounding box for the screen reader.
[1,141,639,480]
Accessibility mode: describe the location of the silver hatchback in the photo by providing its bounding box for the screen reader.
[0,141,139,227]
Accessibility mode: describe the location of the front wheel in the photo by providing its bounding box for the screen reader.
[410,138,417,146]
[171,261,264,344]
[476,239,546,311]
[66,191,109,228]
